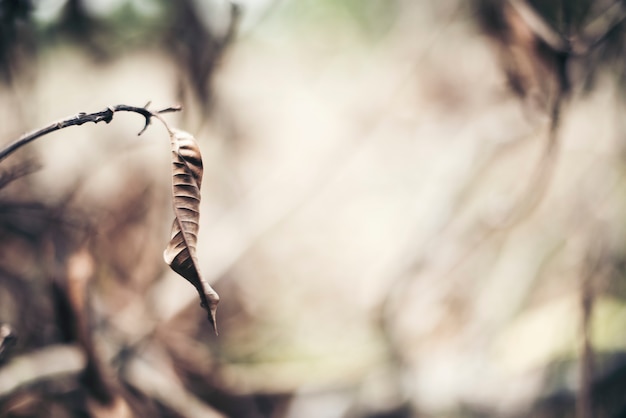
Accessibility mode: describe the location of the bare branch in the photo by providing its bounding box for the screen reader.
[0,104,182,163]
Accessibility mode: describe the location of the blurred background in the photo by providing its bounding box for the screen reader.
[1,0,626,417]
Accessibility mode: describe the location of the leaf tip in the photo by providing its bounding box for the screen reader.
[202,298,219,335]
[210,310,219,336]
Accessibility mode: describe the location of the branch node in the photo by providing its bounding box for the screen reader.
[104,107,115,124]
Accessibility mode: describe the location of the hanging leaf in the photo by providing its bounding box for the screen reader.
[163,129,219,334]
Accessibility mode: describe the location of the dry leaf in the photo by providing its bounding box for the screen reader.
[163,129,219,334]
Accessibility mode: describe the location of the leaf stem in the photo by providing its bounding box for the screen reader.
[0,104,182,163]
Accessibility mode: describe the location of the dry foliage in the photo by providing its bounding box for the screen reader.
[164,129,219,333]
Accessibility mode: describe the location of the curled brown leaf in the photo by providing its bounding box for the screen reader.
[163,129,219,334]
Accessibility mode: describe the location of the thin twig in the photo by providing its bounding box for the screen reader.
[0,104,182,163]
[577,238,604,418]
[489,94,563,228]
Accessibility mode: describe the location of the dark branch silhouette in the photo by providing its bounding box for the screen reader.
[0,104,182,163]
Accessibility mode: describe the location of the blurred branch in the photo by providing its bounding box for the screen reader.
[0,104,182,163]
[56,0,110,60]
[168,0,241,111]
[225,1,242,45]
[489,94,563,228]
[125,346,225,418]
[408,95,564,291]
[508,0,569,52]
[0,159,40,189]
[580,1,626,52]
[52,249,120,406]
[0,0,35,84]
[577,238,606,418]
[0,324,16,362]
[509,0,626,55]
[0,344,85,397]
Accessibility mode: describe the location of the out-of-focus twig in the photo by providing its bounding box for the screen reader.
[578,1,626,53]
[577,237,605,418]
[488,95,563,228]
[508,0,626,55]
[508,0,569,52]
[0,344,85,397]
[0,323,16,362]
[124,346,225,418]
[168,0,240,113]
[0,159,41,189]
